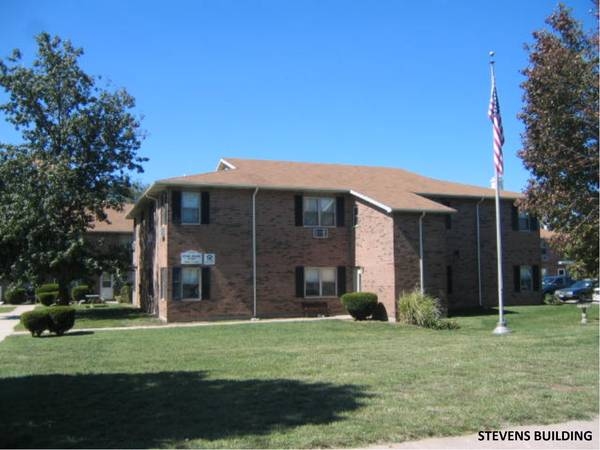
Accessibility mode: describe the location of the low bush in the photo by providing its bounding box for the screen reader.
[371,302,389,321]
[340,292,378,320]
[20,310,50,337]
[37,292,57,306]
[397,289,459,330]
[71,285,90,302]
[544,293,562,305]
[5,287,27,304]
[119,284,132,303]
[47,306,76,336]
[36,283,59,304]
[20,307,76,337]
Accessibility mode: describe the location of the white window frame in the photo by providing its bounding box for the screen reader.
[304,267,337,298]
[303,197,336,227]
[181,267,202,300]
[182,191,201,225]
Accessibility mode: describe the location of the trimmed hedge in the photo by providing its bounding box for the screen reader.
[47,307,76,336]
[340,292,378,320]
[71,285,90,302]
[35,283,59,305]
[37,292,57,306]
[21,310,51,337]
[20,307,76,337]
[5,287,27,304]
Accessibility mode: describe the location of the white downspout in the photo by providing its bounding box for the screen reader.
[419,212,426,295]
[476,198,485,307]
[252,187,259,319]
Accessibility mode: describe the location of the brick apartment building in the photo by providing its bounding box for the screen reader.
[127,158,542,322]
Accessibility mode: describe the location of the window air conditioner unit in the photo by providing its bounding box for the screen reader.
[312,228,329,239]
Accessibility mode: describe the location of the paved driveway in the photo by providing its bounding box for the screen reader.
[0,304,36,343]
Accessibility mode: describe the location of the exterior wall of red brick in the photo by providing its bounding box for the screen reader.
[132,187,542,323]
[354,200,396,320]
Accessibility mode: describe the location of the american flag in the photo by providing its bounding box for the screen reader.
[488,68,504,176]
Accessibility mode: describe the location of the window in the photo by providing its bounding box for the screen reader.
[305,267,337,297]
[181,267,201,299]
[518,212,531,232]
[303,197,336,227]
[182,192,200,224]
[519,266,533,292]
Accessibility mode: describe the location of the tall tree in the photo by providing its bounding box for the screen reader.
[518,4,598,277]
[0,33,146,302]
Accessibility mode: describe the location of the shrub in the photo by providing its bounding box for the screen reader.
[20,310,50,337]
[544,293,562,305]
[47,306,76,336]
[37,292,57,306]
[35,283,59,294]
[119,284,132,303]
[71,285,90,302]
[397,289,459,330]
[340,292,378,320]
[35,283,59,304]
[371,302,389,321]
[5,287,27,304]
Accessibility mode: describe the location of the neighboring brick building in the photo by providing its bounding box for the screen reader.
[128,158,542,322]
[87,205,134,300]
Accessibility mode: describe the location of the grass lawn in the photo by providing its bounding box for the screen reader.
[0,305,16,313]
[14,303,162,331]
[0,304,597,448]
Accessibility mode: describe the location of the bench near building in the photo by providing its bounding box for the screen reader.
[127,157,542,322]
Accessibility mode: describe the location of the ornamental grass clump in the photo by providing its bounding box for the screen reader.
[397,289,459,330]
[340,292,378,320]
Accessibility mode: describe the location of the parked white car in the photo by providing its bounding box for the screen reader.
[593,287,600,302]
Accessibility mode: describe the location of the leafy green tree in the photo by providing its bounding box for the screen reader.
[0,33,146,302]
[518,4,598,277]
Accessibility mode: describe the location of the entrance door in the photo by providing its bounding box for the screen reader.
[100,272,114,300]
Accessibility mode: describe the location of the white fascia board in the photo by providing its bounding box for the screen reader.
[216,158,237,171]
[350,190,392,213]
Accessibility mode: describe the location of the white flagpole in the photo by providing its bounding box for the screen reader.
[490,52,510,335]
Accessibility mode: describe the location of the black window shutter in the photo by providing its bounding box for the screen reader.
[294,195,303,226]
[446,266,453,294]
[295,266,304,297]
[532,265,540,291]
[172,191,181,224]
[513,265,521,292]
[201,267,211,300]
[529,216,539,232]
[336,196,345,227]
[511,205,519,231]
[337,266,346,296]
[201,191,210,224]
[172,267,181,300]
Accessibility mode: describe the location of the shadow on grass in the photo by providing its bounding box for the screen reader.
[39,330,95,338]
[0,371,370,448]
[448,307,518,317]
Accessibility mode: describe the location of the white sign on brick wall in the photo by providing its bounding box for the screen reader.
[181,250,203,265]
[203,253,216,265]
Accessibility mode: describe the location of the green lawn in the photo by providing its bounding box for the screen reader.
[0,305,598,448]
[0,305,16,313]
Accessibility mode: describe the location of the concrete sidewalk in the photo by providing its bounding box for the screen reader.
[366,416,599,449]
[0,303,36,342]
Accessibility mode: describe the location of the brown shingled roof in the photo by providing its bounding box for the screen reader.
[89,204,134,233]
[129,158,522,218]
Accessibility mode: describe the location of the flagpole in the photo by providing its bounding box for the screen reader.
[489,51,510,335]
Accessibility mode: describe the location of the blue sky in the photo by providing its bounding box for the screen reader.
[0,0,595,192]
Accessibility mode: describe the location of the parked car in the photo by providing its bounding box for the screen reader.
[593,287,600,302]
[542,275,572,295]
[554,279,598,302]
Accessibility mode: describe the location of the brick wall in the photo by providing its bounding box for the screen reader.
[354,200,396,320]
